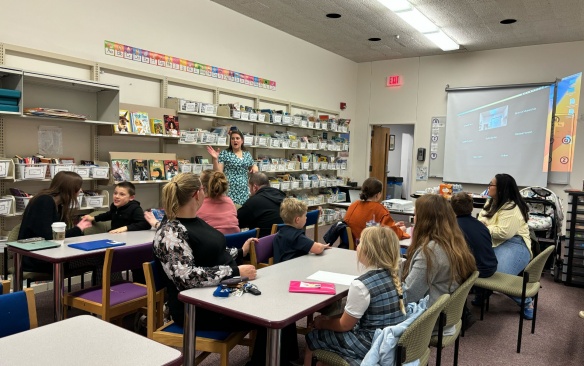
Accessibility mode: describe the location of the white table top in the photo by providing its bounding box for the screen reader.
[8,230,155,263]
[0,315,182,366]
[179,248,363,329]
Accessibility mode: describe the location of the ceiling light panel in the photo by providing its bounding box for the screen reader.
[424,30,460,51]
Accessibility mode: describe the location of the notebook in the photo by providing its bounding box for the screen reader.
[7,241,61,251]
[68,239,125,251]
[289,281,336,295]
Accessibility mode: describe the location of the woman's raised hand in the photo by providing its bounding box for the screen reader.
[77,217,93,231]
[238,264,257,280]
[206,145,220,160]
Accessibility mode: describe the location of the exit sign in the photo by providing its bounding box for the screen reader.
[386,75,403,87]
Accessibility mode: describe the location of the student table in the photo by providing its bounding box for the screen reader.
[9,230,155,321]
[178,248,362,366]
[0,315,182,365]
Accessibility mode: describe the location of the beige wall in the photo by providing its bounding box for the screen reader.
[356,41,584,209]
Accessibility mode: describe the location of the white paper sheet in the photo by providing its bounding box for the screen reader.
[307,271,358,286]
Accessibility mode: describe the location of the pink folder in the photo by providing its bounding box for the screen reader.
[289,281,336,295]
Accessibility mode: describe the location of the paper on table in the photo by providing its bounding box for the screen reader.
[307,271,358,286]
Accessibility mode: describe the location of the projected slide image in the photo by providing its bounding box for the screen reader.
[479,106,508,131]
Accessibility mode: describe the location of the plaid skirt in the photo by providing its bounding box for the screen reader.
[306,328,375,366]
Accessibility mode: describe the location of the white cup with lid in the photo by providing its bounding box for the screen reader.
[51,222,66,246]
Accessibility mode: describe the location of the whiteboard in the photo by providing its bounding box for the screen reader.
[428,116,446,177]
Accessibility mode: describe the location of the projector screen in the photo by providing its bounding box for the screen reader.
[443,85,553,187]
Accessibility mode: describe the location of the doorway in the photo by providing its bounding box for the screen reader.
[370,125,391,199]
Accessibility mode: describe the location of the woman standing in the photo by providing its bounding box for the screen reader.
[18,171,92,273]
[479,173,534,319]
[403,194,476,306]
[344,177,409,241]
[206,130,258,205]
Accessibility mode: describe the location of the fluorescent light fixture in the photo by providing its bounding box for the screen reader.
[377,0,459,51]
[424,30,460,51]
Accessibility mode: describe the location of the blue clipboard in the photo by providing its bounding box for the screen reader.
[68,239,126,251]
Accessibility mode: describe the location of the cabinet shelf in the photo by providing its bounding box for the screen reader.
[19,115,116,125]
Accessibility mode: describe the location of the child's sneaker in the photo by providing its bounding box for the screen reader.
[523,303,534,320]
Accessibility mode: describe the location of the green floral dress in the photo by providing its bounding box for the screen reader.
[218,150,255,205]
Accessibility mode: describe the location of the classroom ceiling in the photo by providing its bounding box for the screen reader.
[212,0,584,63]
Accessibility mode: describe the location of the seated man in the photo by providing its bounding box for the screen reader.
[237,172,286,237]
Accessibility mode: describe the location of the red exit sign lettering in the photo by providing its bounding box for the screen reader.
[386,75,403,87]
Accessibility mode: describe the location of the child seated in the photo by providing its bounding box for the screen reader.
[83,181,150,233]
[304,226,407,365]
[273,197,330,264]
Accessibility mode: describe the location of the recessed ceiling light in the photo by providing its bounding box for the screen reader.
[369,37,381,41]
[326,13,341,19]
[500,19,517,24]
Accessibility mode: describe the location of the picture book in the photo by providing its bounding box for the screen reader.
[164,115,180,137]
[149,159,165,181]
[164,160,179,180]
[130,111,151,134]
[116,110,130,133]
[150,118,165,135]
[111,159,130,182]
[131,159,150,181]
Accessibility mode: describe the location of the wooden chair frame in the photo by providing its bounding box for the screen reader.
[1,279,10,294]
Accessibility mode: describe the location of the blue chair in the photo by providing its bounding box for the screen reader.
[143,261,251,366]
[0,288,37,338]
[271,209,321,241]
[224,228,258,250]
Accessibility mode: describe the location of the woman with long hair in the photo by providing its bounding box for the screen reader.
[478,173,534,319]
[18,171,92,273]
[206,130,258,205]
[344,177,409,241]
[403,194,476,306]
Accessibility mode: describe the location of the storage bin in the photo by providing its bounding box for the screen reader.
[49,164,74,178]
[287,162,297,170]
[290,140,299,148]
[84,195,105,208]
[0,160,10,178]
[272,114,282,124]
[282,115,292,125]
[0,196,13,215]
[301,180,312,189]
[73,166,91,178]
[291,181,300,190]
[269,182,280,189]
[15,163,48,180]
[91,166,109,179]
[280,181,291,191]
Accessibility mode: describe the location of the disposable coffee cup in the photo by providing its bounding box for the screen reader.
[51,222,66,246]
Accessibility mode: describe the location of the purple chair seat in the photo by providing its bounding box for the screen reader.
[72,282,147,306]
[255,234,276,264]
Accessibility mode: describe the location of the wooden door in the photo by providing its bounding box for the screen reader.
[370,126,391,200]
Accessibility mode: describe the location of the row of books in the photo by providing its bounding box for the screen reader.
[116,110,179,136]
[111,159,179,182]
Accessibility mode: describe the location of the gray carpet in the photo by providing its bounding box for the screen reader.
[27,224,584,365]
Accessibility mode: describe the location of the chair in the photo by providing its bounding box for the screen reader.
[1,279,10,294]
[63,244,153,322]
[341,226,355,250]
[0,288,37,338]
[474,245,554,353]
[250,234,276,269]
[5,224,93,291]
[224,228,258,250]
[430,271,479,366]
[143,261,250,366]
[270,223,286,235]
[311,294,451,366]
[306,209,320,241]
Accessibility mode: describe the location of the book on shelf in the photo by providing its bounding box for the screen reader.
[111,159,131,182]
[149,160,165,181]
[131,159,150,181]
[150,118,165,135]
[130,111,151,134]
[164,160,179,180]
[164,115,180,137]
[116,110,130,133]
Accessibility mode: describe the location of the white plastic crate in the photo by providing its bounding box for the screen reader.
[15,196,32,212]
[301,180,312,189]
[243,135,254,145]
[300,142,307,149]
[281,140,290,148]
[291,181,300,190]
[301,162,310,170]
[282,115,292,125]
[269,181,280,189]
[280,181,291,191]
[0,160,11,178]
[272,114,283,124]
[259,162,270,172]
[84,195,105,208]
[254,136,268,147]
[15,164,48,180]
[287,162,297,170]
[0,196,13,215]
[249,113,258,121]
[49,164,74,178]
[91,166,109,179]
[72,166,91,178]
[277,163,286,172]
[269,138,281,148]
[319,180,327,187]
[290,140,299,148]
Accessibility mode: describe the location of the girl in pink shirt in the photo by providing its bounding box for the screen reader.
[197,170,240,234]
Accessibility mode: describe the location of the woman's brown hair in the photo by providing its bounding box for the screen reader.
[403,194,476,286]
[200,169,228,199]
[360,177,382,201]
[29,171,83,226]
[161,173,201,221]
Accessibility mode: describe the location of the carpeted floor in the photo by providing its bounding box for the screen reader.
[25,225,584,365]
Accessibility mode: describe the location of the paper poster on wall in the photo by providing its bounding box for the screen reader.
[416,166,428,181]
[104,41,277,91]
[428,116,446,177]
[38,126,63,155]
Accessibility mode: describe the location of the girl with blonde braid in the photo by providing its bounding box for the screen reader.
[304,226,407,365]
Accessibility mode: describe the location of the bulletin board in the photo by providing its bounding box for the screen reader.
[428,116,446,177]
